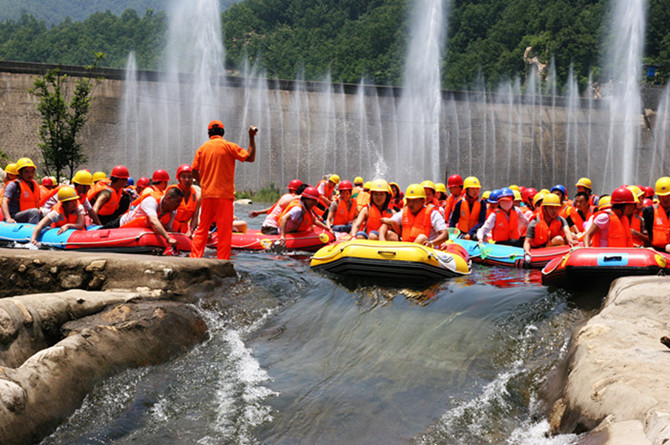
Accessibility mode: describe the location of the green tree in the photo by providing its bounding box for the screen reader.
[29,53,103,182]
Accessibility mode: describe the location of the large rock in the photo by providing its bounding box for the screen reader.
[0,299,207,445]
[547,276,670,444]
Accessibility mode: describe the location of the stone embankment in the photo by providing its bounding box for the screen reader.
[0,248,236,444]
[547,276,670,444]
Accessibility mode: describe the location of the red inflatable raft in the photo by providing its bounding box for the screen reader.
[208,229,334,252]
[59,228,192,253]
[541,247,670,290]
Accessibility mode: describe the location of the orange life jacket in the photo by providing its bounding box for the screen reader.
[558,204,574,220]
[169,184,197,233]
[38,185,63,207]
[87,178,111,200]
[591,210,633,248]
[444,193,462,222]
[456,198,481,234]
[630,213,646,247]
[332,197,357,225]
[50,202,79,228]
[17,179,41,211]
[401,205,433,242]
[652,204,670,249]
[568,207,592,232]
[365,204,392,233]
[279,200,315,232]
[492,208,519,242]
[89,181,123,216]
[120,192,172,229]
[356,191,371,211]
[529,212,564,248]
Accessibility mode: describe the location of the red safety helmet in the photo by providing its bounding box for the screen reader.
[522,187,538,205]
[447,174,464,187]
[41,177,54,187]
[611,186,636,204]
[152,169,170,182]
[136,177,150,188]
[208,120,224,130]
[301,187,320,201]
[288,179,303,191]
[338,180,353,191]
[642,198,654,207]
[645,186,655,198]
[111,165,130,179]
[176,164,192,178]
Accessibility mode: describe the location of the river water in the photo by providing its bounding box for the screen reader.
[41,204,599,444]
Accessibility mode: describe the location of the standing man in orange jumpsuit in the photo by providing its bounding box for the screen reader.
[190,120,257,260]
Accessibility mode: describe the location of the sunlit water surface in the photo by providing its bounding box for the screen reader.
[42,203,597,444]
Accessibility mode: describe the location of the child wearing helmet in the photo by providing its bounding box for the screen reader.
[584,187,636,248]
[524,193,576,256]
[249,180,304,235]
[278,186,331,245]
[350,179,393,240]
[448,176,487,240]
[326,180,358,233]
[380,183,448,247]
[30,187,86,246]
[476,187,528,246]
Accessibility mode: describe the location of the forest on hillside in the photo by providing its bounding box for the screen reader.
[0,0,668,91]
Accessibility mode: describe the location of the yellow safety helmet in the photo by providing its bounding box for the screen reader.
[57,186,79,203]
[389,181,400,192]
[16,157,36,171]
[363,181,372,191]
[512,189,522,201]
[370,179,391,193]
[354,176,364,185]
[435,183,447,194]
[420,180,436,191]
[4,163,18,176]
[482,190,491,200]
[463,176,481,189]
[541,193,561,207]
[92,171,107,182]
[539,188,550,195]
[575,177,592,189]
[598,195,612,210]
[655,177,670,196]
[509,185,520,192]
[329,174,340,184]
[405,183,426,199]
[532,192,546,207]
[72,170,94,186]
[627,185,643,203]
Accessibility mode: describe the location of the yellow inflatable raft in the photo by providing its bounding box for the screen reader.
[310,239,471,281]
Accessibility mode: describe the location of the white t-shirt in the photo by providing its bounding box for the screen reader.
[120,195,176,228]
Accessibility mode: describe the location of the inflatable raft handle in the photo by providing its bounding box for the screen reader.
[377,250,397,256]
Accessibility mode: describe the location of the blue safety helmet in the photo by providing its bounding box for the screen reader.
[488,189,502,204]
[127,177,135,186]
[551,184,567,199]
[498,187,514,200]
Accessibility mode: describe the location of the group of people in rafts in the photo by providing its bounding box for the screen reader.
[248,173,670,255]
[0,157,229,247]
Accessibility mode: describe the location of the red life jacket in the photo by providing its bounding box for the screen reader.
[591,210,633,248]
[16,179,41,211]
[90,181,123,216]
[332,197,357,225]
[169,184,197,233]
[39,185,63,207]
[652,204,670,249]
[50,202,79,228]
[492,208,519,242]
[529,212,563,248]
[120,192,172,229]
[630,212,646,247]
[279,200,315,232]
[456,198,481,234]
[401,205,433,242]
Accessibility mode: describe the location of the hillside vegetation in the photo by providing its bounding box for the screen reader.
[0,0,668,90]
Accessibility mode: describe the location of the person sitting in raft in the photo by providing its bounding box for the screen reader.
[1,157,42,224]
[39,177,57,196]
[449,176,486,240]
[278,186,331,246]
[0,163,18,201]
[327,179,358,233]
[643,176,670,253]
[485,189,501,218]
[389,182,404,211]
[89,165,131,225]
[356,181,372,212]
[30,187,86,246]
[352,176,364,199]
[117,186,184,248]
[521,188,538,220]
[249,180,304,235]
[575,177,599,208]
[135,177,151,197]
[421,180,441,211]
[564,191,592,236]
[523,193,576,256]
[444,174,464,222]
[626,186,648,246]
[350,179,394,240]
[148,169,170,196]
[435,183,448,203]
[167,164,200,237]
[476,187,529,247]
[92,171,107,185]
[40,170,102,226]
[379,183,448,247]
[583,187,636,248]
[316,174,339,209]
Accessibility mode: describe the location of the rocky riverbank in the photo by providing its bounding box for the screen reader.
[0,248,237,444]
[546,276,670,444]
